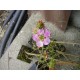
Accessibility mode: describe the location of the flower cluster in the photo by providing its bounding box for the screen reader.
[32,20,51,48]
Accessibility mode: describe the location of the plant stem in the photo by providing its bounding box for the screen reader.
[25,51,41,57]
[55,59,79,66]
[56,50,69,60]
[56,50,80,58]
[25,51,80,66]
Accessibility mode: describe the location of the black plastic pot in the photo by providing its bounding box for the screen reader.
[29,61,49,70]
[0,10,21,57]
[8,10,26,46]
[2,10,16,28]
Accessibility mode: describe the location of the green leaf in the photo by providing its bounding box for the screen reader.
[48,58,56,68]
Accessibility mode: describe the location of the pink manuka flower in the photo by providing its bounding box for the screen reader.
[32,28,51,48]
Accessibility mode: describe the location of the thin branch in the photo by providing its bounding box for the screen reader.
[55,59,79,66]
[25,51,80,66]
[56,50,69,60]
[56,50,80,57]
[25,51,40,57]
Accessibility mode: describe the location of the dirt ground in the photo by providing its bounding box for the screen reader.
[0,10,9,41]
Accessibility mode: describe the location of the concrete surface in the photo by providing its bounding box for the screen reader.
[0,12,80,70]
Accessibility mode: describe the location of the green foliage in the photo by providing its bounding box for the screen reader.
[37,20,44,29]
[17,20,80,70]
[77,64,80,69]
[48,58,56,69]
[17,39,66,69]
[17,39,80,70]
[44,41,56,55]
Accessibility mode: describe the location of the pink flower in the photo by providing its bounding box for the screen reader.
[32,34,39,42]
[44,28,50,37]
[32,28,51,48]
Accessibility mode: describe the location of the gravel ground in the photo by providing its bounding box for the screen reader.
[0,10,10,53]
[0,11,9,40]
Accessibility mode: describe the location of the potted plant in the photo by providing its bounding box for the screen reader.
[17,20,80,70]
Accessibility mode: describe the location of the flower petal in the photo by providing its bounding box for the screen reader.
[44,28,50,37]
[32,34,39,42]
[36,41,43,47]
[37,29,44,35]
[43,38,50,45]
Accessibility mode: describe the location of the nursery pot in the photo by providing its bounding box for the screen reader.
[28,10,71,31]
[35,62,49,70]
[49,68,55,70]
[35,61,56,70]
